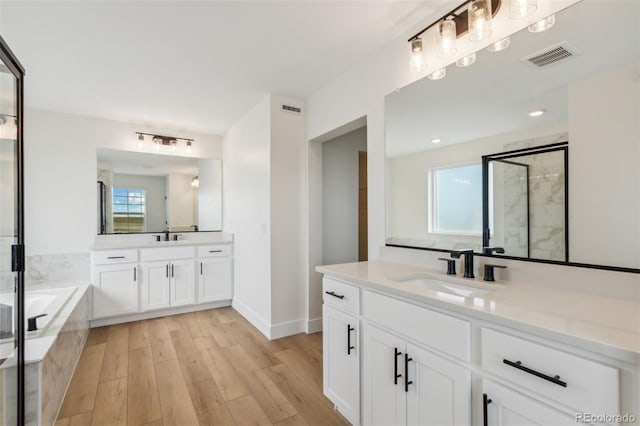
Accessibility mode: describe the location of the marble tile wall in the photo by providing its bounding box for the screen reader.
[40,289,90,426]
[26,253,90,284]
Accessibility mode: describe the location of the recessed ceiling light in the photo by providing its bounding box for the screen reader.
[431,138,441,144]
[529,109,546,117]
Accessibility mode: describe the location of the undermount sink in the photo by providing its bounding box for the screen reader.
[394,275,494,298]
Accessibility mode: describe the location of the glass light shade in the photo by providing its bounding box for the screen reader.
[487,37,510,52]
[528,14,555,33]
[186,141,193,155]
[456,52,477,67]
[170,140,177,152]
[0,116,17,140]
[510,0,537,19]
[137,133,144,149]
[427,68,446,80]
[436,19,457,58]
[468,0,492,41]
[191,176,199,188]
[410,38,424,72]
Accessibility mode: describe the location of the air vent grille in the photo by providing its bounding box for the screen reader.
[281,104,302,114]
[523,42,580,68]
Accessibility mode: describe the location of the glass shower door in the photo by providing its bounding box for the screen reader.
[0,36,25,426]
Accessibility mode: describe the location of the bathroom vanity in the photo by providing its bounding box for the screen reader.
[318,261,639,426]
[90,235,233,326]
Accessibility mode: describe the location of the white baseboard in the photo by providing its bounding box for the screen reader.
[231,297,271,338]
[90,300,231,328]
[270,319,306,340]
[306,317,323,333]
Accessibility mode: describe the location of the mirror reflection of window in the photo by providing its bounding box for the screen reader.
[431,164,482,234]
[113,187,146,232]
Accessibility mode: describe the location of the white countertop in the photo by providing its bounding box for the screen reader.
[91,239,233,251]
[317,261,640,364]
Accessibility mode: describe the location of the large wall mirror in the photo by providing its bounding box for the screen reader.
[386,0,639,271]
[97,149,222,234]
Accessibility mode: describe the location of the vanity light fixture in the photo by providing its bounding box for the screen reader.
[528,109,545,117]
[436,18,457,57]
[510,0,537,19]
[456,52,477,67]
[528,14,555,33]
[487,36,510,52]
[427,68,447,80]
[410,38,424,72]
[135,132,194,154]
[185,141,193,155]
[468,0,493,41]
[191,176,199,188]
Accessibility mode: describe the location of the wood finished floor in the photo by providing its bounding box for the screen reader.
[55,307,349,426]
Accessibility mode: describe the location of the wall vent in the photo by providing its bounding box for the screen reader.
[522,41,580,68]
[281,104,303,114]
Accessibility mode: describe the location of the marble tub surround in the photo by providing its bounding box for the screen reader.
[92,230,233,250]
[27,253,90,283]
[317,260,640,363]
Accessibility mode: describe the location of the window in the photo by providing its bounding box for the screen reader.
[431,164,482,234]
[113,188,146,232]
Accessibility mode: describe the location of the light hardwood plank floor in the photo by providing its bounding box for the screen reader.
[56,308,349,426]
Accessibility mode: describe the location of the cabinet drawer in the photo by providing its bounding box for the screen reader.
[92,249,138,265]
[140,246,194,262]
[481,328,619,415]
[362,290,470,361]
[197,244,232,258]
[323,278,359,314]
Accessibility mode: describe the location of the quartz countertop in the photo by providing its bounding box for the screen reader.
[317,261,640,364]
[91,239,233,251]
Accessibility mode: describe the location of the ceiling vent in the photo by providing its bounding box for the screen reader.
[281,104,303,115]
[522,41,580,68]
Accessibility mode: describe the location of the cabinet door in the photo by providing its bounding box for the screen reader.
[405,343,470,426]
[93,263,138,318]
[323,305,360,425]
[141,261,171,311]
[198,257,232,303]
[483,380,577,426]
[362,323,406,426]
[171,259,195,306]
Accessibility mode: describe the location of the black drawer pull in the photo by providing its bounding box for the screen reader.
[404,353,413,392]
[133,267,136,282]
[483,393,492,426]
[209,250,223,253]
[107,256,125,259]
[394,347,402,385]
[503,359,567,387]
[325,291,344,299]
[200,262,203,275]
[347,324,355,355]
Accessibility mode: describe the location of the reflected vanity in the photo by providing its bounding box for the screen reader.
[385,0,639,272]
[96,149,222,235]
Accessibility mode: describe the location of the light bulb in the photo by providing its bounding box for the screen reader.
[528,14,555,33]
[436,19,457,58]
[456,52,477,67]
[510,0,537,19]
[427,68,446,80]
[410,38,424,72]
[487,37,510,52]
[468,0,492,41]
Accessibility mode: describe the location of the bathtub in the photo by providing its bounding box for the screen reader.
[0,287,76,340]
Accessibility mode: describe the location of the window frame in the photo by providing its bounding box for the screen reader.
[112,187,147,233]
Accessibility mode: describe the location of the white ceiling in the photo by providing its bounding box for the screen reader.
[0,0,441,135]
[386,0,640,157]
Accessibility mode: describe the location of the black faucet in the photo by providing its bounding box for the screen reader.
[450,249,475,278]
[190,225,199,232]
[163,229,170,241]
[483,246,505,255]
[27,314,47,332]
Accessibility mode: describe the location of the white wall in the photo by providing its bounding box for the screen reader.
[112,173,167,232]
[197,158,222,230]
[223,95,272,332]
[322,126,367,265]
[569,63,640,267]
[24,109,222,255]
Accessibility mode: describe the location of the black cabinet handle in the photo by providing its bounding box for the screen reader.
[171,264,174,278]
[404,353,413,392]
[483,393,492,426]
[325,291,344,299]
[166,264,169,278]
[200,262,203,275]
[133,267,136,282]
[394,347,402,385]
[347,324,355,355]
[107,256,125,259]
[503,359,567,387]
[209,250,222,253]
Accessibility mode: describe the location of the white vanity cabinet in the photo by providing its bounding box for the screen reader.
[91,249,139,318]
[140,246,195,311]
[322,279,360,425]
[197,245,232,303]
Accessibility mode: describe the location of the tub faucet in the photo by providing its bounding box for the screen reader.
[450,249,475,278]
[27,313,47,332]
